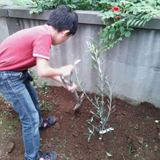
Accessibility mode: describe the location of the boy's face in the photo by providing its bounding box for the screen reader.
[52,30,71,45]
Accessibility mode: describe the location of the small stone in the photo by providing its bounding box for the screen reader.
[56,138,60,142]
[65,109,70,113]
[60,116,63,120]
[55,123,60,130]
[127,138,132,144]
[75,144,78,148]
[71,117,75,121]
[122,111,126,115]
[134,124,139,130]
[81,125,84,129]
[141,109,145,114]
[55,117,59,121]
[129,122,132,128]
[154,145,158,152]
[112,119,115,123]
[138,137,143,144]
[6,156,10,160]
[48,142,53,148]
[6,141,15,153]
[72,131,79,138]
[96,146,100,151]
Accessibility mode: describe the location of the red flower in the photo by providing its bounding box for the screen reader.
[112,5,120,12]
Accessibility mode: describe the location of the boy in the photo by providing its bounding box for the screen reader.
[0,5,78,160]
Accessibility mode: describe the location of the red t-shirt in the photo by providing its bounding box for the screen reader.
[0,25,53,71]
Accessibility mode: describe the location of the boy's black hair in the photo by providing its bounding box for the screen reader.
[46,5,78,36]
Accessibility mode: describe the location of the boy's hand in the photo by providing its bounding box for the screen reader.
[60,64,74,77]
[65,82,77,93]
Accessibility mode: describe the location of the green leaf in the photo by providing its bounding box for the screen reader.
[98,76,102,83]
[138,20,145,26]
[119,26,125,33]
[94,96,99,106]
[125,31,131,37]
[78,77,82,85]
[110,26,115,33]
[134,20,140,26]
[106,152,112,157]
[111,33,115,40]
[112,105,115,109]
[127,19,133,26]
[127,28,134,31]
[89,0,92,4]
[74,59,81,65]
[95,85,102,94]
[89,93,92,100]
[93,64,98,70]
[118,37,123,41]
[107,104,110,110]
[104,118,109,123]
[109,33,112,39]
[88,127,93,134]
[133,8,138,15]
[91,55,96,61]
[83,84,86,92]
[88,135,91,141]
[130,19,137,26]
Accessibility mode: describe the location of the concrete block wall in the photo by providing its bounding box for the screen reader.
[0,6,160,108]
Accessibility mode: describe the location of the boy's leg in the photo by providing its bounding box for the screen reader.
[0,71,57,160]
[24,79,43,126]
[24,77,56,133]
[0,71,40,160]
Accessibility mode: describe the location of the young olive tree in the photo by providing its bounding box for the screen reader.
[74,41,115,141]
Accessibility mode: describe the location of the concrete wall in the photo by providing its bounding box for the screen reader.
[0,6,160,108]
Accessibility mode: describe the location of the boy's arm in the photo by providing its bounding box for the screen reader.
[36,57,76,92]
[36,57,73,77]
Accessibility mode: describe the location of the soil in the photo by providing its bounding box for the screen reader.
[0,86,160,160]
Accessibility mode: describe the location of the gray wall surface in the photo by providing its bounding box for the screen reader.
[0,6,160,108]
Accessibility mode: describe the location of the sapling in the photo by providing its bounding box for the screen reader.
[74,41,115,141]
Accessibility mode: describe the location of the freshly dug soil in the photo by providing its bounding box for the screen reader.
[0,86,160,160]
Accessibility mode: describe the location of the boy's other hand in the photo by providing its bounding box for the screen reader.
[65,82,77,93]
[60,64,74,77]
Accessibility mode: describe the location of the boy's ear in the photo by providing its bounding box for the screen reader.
[62,30,70,36]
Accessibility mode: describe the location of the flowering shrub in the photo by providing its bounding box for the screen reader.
[96,0,160,53]
[29,0,160,53]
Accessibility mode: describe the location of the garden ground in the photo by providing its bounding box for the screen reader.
[0,86,160,160]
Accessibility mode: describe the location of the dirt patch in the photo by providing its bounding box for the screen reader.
[0,86,160,160]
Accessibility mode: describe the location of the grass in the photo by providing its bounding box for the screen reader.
[40,99,59,111]
[0,110,20,133]
[127,144,135,154]
[71,118,79,128]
